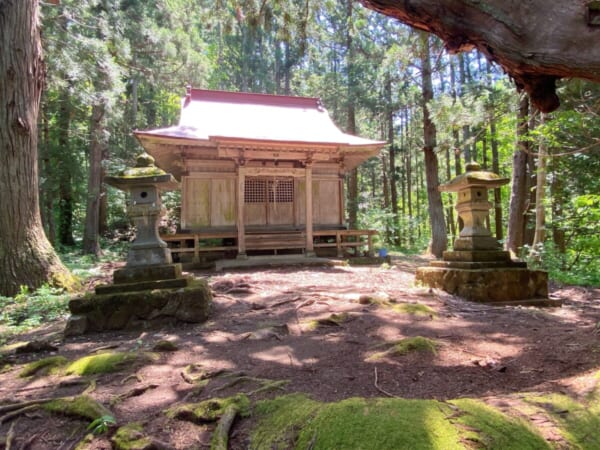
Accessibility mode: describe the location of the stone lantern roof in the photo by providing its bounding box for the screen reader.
[439,162,509,192]
[105,153,179,191]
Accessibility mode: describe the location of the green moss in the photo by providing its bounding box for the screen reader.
[20,355,68,377]
[65,352,140,376]
[368,336,438,361]
[524,393,600,448]
[251,395,462,450]
[43,395,112,421]
[251,394,322,449]
[112,422,151,450]
[51,269,80,293]
[390,302,436,316]
[167,394,250,423]
[305,313,350,330]
[450,398,549,449]
[73,433,94,450]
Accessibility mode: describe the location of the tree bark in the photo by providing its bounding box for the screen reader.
[420,33,448,257]
[57,87,75,247]
[82,102,106,256]
[0,0,73,296]
[345,0,359,229]
[385,74,400,245]
[549,158,566,255]
[532,113,547,248]
[360,0,600,113]
[506,94,530,255]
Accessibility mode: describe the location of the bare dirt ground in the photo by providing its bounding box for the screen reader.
[1,256,599,449]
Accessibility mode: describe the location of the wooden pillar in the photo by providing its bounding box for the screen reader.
[193,233,200,263]
[305,162,315,256]
[237,165,247,259]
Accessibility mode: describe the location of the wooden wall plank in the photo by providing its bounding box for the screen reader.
[211,179,236,226]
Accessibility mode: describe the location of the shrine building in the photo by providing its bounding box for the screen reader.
[134,87,385,263]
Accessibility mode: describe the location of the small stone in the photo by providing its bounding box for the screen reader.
[152,340,179,352]
[358,295,372,305]
[64,315,88,337]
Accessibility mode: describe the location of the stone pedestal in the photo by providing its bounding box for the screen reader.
[415,162,553,306]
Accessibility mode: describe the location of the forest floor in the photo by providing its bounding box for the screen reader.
[1,255,599,449]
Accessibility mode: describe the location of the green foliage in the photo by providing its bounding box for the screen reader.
[523,194,600,286]
[87,414,117,435]
[0,285,69,333]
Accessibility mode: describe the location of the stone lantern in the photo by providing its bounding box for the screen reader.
[440,161,510,261]
[104,152,183,287]
[65,153,211,336]
[416,162,551,305]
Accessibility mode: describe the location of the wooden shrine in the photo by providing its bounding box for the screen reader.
[134,88,385,262]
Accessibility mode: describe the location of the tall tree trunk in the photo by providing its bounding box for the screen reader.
[0,0,73,296]
[57,87,75,246]
[404,107,413,244]
[532,113,547,248]
[345,0,359,229]
[459,54,472,163]
[488,58,503,241]
[523,111,538,246]
[549,157,566,256]
[420,33,447,257]
[99,143,109,236]
[506,94,530,255]
[385,74,399,245]
[445,146,456,240]
[40,99,56,243]
[83,102,106,256]
[490,116,503,241]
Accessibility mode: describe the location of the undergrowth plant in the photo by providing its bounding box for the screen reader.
[0,284,70,336]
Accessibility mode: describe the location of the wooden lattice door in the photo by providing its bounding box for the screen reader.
[244,177,294,226]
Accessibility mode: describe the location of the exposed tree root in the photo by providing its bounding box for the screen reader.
[0,405,39,425]
[210,404,239,450]
[111,384,159,405]
[373,367,398,398]
[213,375,288,396]
[0,399,54,416]
[181,364,225,385]
[5,420,16,450]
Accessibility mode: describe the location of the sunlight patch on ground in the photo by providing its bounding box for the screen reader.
[203,331,237,343]
[250,345,315,366]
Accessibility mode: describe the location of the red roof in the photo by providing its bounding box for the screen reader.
[135,88,385,148]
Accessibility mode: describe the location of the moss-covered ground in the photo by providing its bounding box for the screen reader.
[248,388,600,450]
[65,351,151,376]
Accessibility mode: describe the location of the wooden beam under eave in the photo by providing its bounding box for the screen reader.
[218,147,333,162]
[241,167,307,178]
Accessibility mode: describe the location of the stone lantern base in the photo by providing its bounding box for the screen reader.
[65,263,212,336]
[415,260,554,306]
[65,278,211,336]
